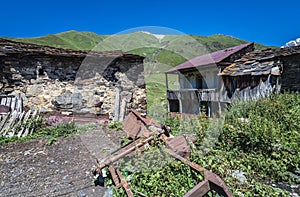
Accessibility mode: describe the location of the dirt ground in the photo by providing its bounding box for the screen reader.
[0,124,125,197]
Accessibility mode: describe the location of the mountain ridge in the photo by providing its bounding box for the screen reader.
[4,30,274,52]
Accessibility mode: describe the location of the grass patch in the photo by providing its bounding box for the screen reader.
[0,121,97,146]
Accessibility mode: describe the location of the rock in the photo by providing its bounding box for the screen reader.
[61,111,72,116]
[30,97,41,105]
[72,92,84,106]
[121,91,132,102]
[231,170,247,183]
[291,193,299,197]
[78,191,86,197]
[4,87,14,93]
[53,91,80,110]
[26,85,43,96]
[5,158,14,164]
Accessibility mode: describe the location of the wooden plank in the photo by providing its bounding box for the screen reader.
[16,95,23,112]
[116,169,134,197]
[1,98,6,105]
[28,109,38,135]
[119,99,127,121]
[21,110,35,137]
[108,166,121,188]
[204,171,234,197]
[17,110,31,138]
[0,114,10,135]
[113,88,120,122]
[6,97,11,107]
[183,180,210,197]
[10,97,16,112]
[2,111,18,137]
[9,111,25,137]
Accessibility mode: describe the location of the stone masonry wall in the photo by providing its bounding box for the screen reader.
[0,40,146,120]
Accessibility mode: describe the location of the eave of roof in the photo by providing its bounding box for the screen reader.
[0,38,144,60]
[165,42,254,74]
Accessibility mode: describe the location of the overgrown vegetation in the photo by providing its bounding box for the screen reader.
[109,93,299,196]
[108,121,123,131]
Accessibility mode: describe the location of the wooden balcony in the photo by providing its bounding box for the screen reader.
[167,89,230,103]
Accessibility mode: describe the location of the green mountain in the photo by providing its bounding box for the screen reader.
[7,30,271,51]
[4,30,276,116]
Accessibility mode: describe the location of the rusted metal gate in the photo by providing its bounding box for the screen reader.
[92,110,233,197]
[0,94,39,138]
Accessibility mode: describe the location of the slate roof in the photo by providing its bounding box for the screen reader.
[220,45,300,76]
[0,38,142,59]
[165,42,254,74]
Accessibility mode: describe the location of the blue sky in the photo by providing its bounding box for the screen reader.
[0,0,299,46]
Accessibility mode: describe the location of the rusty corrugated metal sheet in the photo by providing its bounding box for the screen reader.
[165,135,191,159]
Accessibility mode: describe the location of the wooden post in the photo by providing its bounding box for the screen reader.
[179,91,183,113]
[113,88,120,122]
[165,73,169,90]
[119,99,127,121]
[166,73,170,113]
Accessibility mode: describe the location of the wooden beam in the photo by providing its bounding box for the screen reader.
[116,169,134,197]
[108,165,121,188]
[183,180,210,197]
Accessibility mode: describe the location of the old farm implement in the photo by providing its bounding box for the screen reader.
[92,110,233,197]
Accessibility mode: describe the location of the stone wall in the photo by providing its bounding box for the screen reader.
[281,54,300,92]
[0,39,146,120]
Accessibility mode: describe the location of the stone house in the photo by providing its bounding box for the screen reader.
[165,43,300,116]
[0,39,146,121]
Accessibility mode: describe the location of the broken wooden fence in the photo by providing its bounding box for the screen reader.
[0,94,39,138]
[92,110,234,197]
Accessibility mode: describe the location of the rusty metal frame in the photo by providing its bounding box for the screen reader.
[93,110,234,197]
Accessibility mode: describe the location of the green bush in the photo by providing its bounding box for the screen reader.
[108,121,123,131]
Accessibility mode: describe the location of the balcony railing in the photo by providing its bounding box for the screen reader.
[167,89,230,103]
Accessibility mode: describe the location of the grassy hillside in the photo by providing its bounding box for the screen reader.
[9,30,108,50]
[6,30,273,52]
